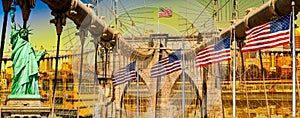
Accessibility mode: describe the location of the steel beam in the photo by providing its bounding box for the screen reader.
[220,0,300,39]
[42,0,114,39]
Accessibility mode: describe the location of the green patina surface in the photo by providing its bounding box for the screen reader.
[8,6,46,99]
[7,94,42,99]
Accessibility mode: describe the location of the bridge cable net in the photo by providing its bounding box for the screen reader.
[41,16,101,117]
[99,0,218,117]
[46,0,280,117]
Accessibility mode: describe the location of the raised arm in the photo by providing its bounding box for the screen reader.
[9,5,19,46]
[9,5,16,31]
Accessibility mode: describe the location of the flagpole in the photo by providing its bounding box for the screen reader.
[232,26,236,118]
[154,39,162,118]
[158,7,160,33]
[137,67,140,118]
[135,56,140,118]
[292,0,297,117]
[182,47,185,118]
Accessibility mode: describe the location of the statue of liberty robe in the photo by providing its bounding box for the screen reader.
[8,11,45,97]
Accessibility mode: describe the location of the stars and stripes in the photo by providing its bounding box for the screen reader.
[242,14,291,52]
[112,61,136,86]
[150,49,182,78]
[159,7,172,18]
[196,36,231,67]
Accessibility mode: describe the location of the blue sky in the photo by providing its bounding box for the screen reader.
[1,0,299,54]
[0,1,61,53]
[0,0,209,53]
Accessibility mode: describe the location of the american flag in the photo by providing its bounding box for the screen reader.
[196,36,231,67]
[158,7,172,18]
[150,49,181,78]
[112,61,136,86]
[242,14,291,52]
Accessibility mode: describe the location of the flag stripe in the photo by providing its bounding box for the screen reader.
[112,71,136,82]
[196,50,230,64]
[246,22,270,35]
[113,73,136,85]
[242,14,290,52]
[241,39,290,52]
[195,45,214,60]
[150,57,169,73]
[196,49,230,62]
[113,72,136,86]
[245,30,289,45]
[150,49,182,78]
[196,53,231,66]
[196,36,231,67]
[196,45,214,56]
[151,61,181,77]
[112,62,136,86]
[159,7,172,18]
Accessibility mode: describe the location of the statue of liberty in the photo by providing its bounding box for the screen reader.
[8,5,46,99]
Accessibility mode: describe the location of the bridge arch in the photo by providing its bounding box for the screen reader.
[119,71,202,117]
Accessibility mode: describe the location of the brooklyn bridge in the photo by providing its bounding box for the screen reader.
[0,0,300,118]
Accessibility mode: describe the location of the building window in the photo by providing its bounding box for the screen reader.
[55,79,63,91]
[43,80,49,91]
[66,79,74,91]
[55,97,63,104]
